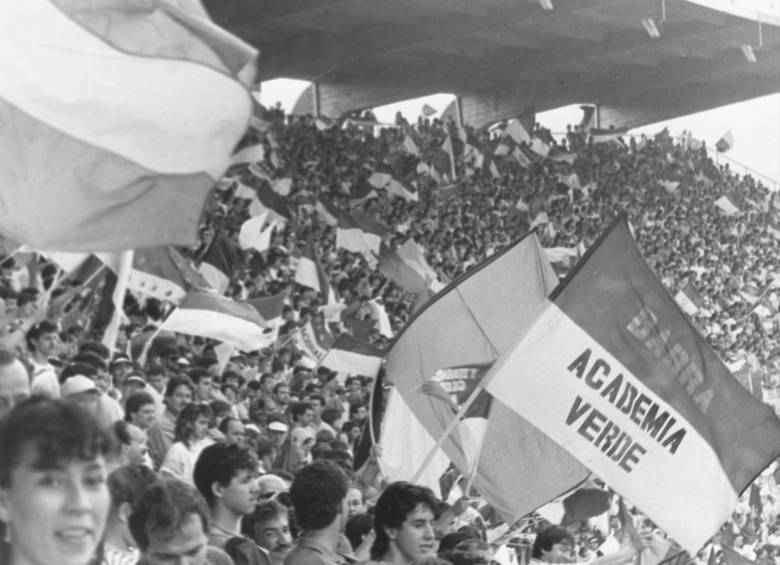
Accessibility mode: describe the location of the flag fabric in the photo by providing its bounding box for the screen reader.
[101,250,134,353]
[675,282,705,316]
[422,103,437,117]
[295,317,334,365]
[512,144,538,168]
[382,233,589,521]
[336,212,388,258]
[0,0,256,251]
[530,137,551,158]
[504,118,531,145]
[483,217,780,552]
[548,148,577,164]
[722,547,756,565]
[386,177,419,202]
[295,237,336,304]
[715,195,741,216]
[198,233,241,295]
[442,136,457,180]
[238,212,275,253]
[591,128,628,144]
[320,334,384,377]
[315,199,340,227]
[378,239,441,295]
[248,289,288,324]
[716,131,734,153]
[230,144,264,166]
[368,165,394,189]
[127,246,211,302]
[402,128,423,156]
[579,105,597,132]
[162,290,275,351]
[560,486,610,525]
[660,180,681,194]
[249,185,294,224]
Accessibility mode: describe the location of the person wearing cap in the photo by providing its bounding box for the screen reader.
[110,354,134,398]
[267,419,290,449]
[61,374,100,416]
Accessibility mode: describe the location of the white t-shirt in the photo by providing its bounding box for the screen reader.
[160,438,213,485]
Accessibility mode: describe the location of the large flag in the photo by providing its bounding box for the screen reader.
[320,334,384,377]
[294,237,337,304]
[483,217,780,552]
[336,212,388,258]
[238,212,275,253]
[383,233,589,519]
[247,288,289,346]
[127,246,211,302]
[504,118,532,145]
[162,290,275,351]
[0,0,256,251]
[249,185,294,224]
[198,232,241,294]
[591,127,628,144]
[295,317,334,365]
[402,128,423,156]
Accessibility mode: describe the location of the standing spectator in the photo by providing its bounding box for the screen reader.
[160,403,214,485]
[27,321,60,398]
[147,376,195,469]
[128,479,234,565]
[0,349,29,419]
[285,460,353,565]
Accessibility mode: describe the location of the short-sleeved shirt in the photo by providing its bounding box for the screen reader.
[284,533,354,565]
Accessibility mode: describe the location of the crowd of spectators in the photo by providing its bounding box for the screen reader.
[0,104,779,565]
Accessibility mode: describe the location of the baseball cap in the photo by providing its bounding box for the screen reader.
[111,354,133,367]
[268,421,289,433]
[125,375,146,386]
[61,375,98,397]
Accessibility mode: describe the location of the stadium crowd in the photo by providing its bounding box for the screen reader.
[0,104,779,565]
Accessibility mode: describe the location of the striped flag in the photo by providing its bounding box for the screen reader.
[715,195,741,216]
[379,240,440,294]
[321,334,384,377]
[386,177,419,202]
[230,144,265,166]
[198,232,241,295]
[402,128,423,156]
[483,217,780,552]
[249,185,294,224]
[238,212,275,253]
[335,212,388,258]
[0,0,256,251]
[248,288,289,346]
[127,246,211,302]
[295,317,334,365]
[162,290,275,351]
[504,118,532,145]
[315,199,341,227]
[422,103,437,117]
[675,282,704,316]
[295,237,336,304]
[548,147,577,164]
[383,233,589,518]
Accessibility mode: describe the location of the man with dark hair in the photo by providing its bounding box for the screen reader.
[290,401,314,430]
[309,394,335,435]
[219,416,246,447]
[0,349,29,419]
[112,420,149,467]
[190,367,215,404]
[148,375,195,469]
[128,479,233,565]
[243,499,293,565]
[27,320,59,398]
[369,481,439,564]
[530,525,641,565]
[124,390,157,429]
[285,460,352,565]
[272,382,291,413]
[193,442,260,550]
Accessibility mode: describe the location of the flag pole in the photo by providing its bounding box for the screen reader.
[410,383,484,484]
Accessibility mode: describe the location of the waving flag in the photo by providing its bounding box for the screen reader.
[675,282,704,316]
[295,317,334,365]
[127,246,211,302]
[715,195,741,216]
[336,212,388,258]
[591,127,628,144]
[162,290,275,351]
[379,240,441,294]
[402,128,423,156]
[198,232,241,295]
[295,237,337,304]
[383,233,588,518]
[716,131,734,153]
[0,0,256,251]
[249,185,294,224]
[238,212,275,253]
[483,217,780,552]
[321,334,384,377]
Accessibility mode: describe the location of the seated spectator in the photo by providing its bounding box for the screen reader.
[147,375,195,469]
[242,499,293,565]
[160,403,214,485]
[111,420,150,469]
[124,391,157,430]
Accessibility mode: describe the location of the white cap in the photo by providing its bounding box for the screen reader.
[61,375,98,397]
[268,421,289,433]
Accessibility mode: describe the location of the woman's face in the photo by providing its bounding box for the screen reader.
[0,448,110,565]
[192,416,210,441]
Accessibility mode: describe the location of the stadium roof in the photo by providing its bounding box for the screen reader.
[205,0,780,128]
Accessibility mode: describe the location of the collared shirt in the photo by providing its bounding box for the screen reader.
[284,533,354,565]
[147,409,176,469]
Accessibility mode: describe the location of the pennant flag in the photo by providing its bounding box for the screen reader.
[675,282,704,317]
[530,212,550,230]
[234,182,257,200]
[248,288,288,325]
[127,246,211,302]
[320,334,384,377]
[249,185,294,224]
[230,144,264,166]
[238,212,274,253]
[295,237,336,304]
[421,103,437,117]
[402,128,423,156]
[383,233,589,520]
[715,195,741,216]
[162,290,275,351]
[591,127,628,144]
[716,131,734,153]
[515,198,530,213]
[483,217,780,552]
[386,177,419,202]
[198,232,241,295]
[336,212,388,258]
[530,137,551,158]
[295,317,334,364]
[579,105,597,132]
[0,0,256,251]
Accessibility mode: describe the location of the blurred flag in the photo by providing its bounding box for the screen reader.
[579,105,597,133]
[321,334,384,377]
[128,246,211,303]
[162,290,274,351]
[716,131,734,153]
[591,127,628,144]
[675,282,704,316]
[238,212,274,253]
[295,317,334,365]
[402,128,423,156]
[198,232,241,294]
[715,195,741,216]
[0,0,256,251]
[422,103,437,117]
[483,217,780,552]
[249,185,294,224]
[295,237,337,304]
[336,212,388,258]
